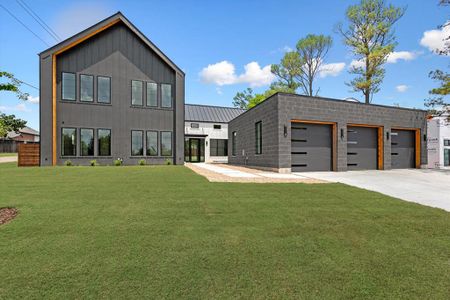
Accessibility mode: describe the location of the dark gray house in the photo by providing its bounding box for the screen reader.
[228,93,427,173]
[39,12,184,166]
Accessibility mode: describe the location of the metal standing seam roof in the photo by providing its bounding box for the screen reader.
[185,104,246,123]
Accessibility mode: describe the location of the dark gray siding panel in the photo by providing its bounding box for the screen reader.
[39,55,52,166]
[391,130,415,168]
[174,72,185,165]
[346,126,377,170]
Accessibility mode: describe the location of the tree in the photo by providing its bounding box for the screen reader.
[232,88,254,109]
[337,0,405,104]
[0,71,29,100]
[295,34,333,96]
[0,113,27,137]
[270,51,302,92]
[232,85,296,109]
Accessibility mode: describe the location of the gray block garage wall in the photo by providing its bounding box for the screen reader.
[229,93,427,172]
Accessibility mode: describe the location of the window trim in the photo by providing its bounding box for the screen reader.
[79,74,94,102]
[146,81,158,107]
[61,127,77,157]
[97,75,111,104]
[97,128,112,157]
[160,83,172,108]
[131,130,144,156]
[232,131,237,156]
[61,72,76,101]
[131,80,144,106]
[79,128,95,157]
[160,131,173,156]
[146,130,159,156]
[255,121,262,155]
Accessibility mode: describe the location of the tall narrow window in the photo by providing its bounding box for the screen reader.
[62,128,76,156]
[62,72,76,101]
[131,80,143,105]
[146,131,158,156]
[147,82,157,107]
[161,84,172,108]
[80,75,93,102]
[131,130,143,156]
[80,128,94,156]
[232,131,237,156]
[161,131,172,156]
[444,149,450,166]
[98,129,111,156]
[97,76,111,103]
[255,121,262,154]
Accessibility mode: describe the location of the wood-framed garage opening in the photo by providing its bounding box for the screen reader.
[346,124,384,170]
[290,120,337,172]
[391,127,421,169]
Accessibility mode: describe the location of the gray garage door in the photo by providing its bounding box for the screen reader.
[347,126,378,170]
[391,129,415,169]
[291,123,332,172]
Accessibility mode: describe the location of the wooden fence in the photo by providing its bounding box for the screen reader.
[18,143,40,167]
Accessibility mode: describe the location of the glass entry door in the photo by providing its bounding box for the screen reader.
[184,138,205,162]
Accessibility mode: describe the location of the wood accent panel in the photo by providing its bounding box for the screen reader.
[347,123,383,128]
[290,119,337,171]
[391,127,421,169]
[18,144,40,167]
[347,123,384,170]
[51,18,122,166]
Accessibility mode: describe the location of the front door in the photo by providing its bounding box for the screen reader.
[184,138,205,162]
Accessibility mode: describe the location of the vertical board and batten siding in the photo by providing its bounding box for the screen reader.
[40,23,182,165]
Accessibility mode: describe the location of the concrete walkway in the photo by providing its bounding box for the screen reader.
[299,169,450,212]
[195,163,259,178]
[0,156,17,164]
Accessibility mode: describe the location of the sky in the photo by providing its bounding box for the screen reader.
[0,0,448,131]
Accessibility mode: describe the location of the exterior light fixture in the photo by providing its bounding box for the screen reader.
[284,125,288,137]
[386,132,390,140]
[423,134,427,142]
[340,128,344,139]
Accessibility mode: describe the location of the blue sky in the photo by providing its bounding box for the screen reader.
[0,0,448,131]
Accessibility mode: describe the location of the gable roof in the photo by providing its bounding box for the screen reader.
[39,12,184,75]
[6,126,39,139]
[185,104,246,123]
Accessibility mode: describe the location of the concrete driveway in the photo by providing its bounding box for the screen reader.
[0,156,17,164]
[297,169,450,212]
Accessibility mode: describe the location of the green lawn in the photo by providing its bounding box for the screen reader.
[1,163,449,299]
[0,152,17,157]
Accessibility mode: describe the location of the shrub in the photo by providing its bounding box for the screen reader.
[138,159,146,166]
[90,160,99,166]
[165,159,172,165]
[64,160,73,166]
[114,158,123,166]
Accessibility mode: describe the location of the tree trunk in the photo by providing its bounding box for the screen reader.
[365,91,370,104]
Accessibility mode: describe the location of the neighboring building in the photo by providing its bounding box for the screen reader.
[5,127,40,142]
[39,12,185,166]
[184,104,245,163]
[229,93,428,173]
[427,114,450,169]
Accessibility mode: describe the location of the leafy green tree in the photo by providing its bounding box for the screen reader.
[233,85,295,109]
[0,113,27,137]
[270,51,302,92]
[0,71,29,100]
[337,0,405,104]
[232,88,254,109]
[296,34,333,96]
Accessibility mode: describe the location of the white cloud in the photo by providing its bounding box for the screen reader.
[396,85,409,92]
[350,59,365,69]
[420,22,450,54]
[216,87,223,95]
[319,62,346,78]
[386,51,417,63]
[27,95,39,104]
[200,61,275,87]
[52,2,113,39]
[0,103,31,112]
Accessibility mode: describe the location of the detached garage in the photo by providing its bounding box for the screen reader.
[228,93,427,173]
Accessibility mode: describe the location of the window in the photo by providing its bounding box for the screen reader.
[191,123,199,129]
[232,131,237,156]
[97,76,111,103]
[146,82,157,107]
[80,128,94,156]
[161,84,172,108]
[213,124,221,130]
[444,139,450,146]
[131,80,143,105]
[131,130,143,156]
[146,131,158,156]
[255,121,262,154]
[161,131,172,156]
[80,75,93,102]
[98,129,111,156]
[445,149,450,166]
[210,139,228,156]
[62,72,76,100]
[61,128,76,156]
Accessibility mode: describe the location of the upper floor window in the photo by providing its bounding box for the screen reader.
[232,131,237,156]
[255,121,262,154]
[80,128,94,156]
[131,80,143,106]
[161,84,172,108]
[213,124,221,130]
[98,129,111,156]
[131,130,144,156]
[161,131,172,156]
[444,139,450,147]
[62,72,76,101]
[80,75,94,102]
[97,76,111,103]
[61,128,76,156]
[191,123,199,129]
[147,82,158,107]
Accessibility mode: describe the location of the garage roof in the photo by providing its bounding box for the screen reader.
[185,104,246,123]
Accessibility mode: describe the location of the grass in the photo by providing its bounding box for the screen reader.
[1,162,449,299]
[0,152,17,157]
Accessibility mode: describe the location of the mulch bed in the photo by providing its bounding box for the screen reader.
[0,208,18,226]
